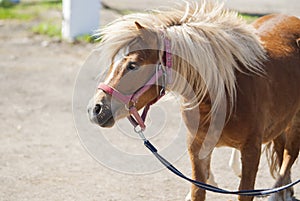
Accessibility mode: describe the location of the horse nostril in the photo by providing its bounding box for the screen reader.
[93,104,102,115]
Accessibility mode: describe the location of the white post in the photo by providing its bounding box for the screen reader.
[62,0,100,41]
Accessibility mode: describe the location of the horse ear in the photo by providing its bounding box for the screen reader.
[135,21,144,30]
[134,21,155,45]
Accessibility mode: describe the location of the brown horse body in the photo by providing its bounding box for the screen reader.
[186,14,300,201]
[88,3,300,201]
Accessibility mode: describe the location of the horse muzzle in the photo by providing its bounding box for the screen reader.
[87,101,115,128]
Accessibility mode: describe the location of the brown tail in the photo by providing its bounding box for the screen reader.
[264,141,280,179]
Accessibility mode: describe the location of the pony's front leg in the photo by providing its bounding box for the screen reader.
[239,139,262,201]
[187,135,213,201]
[185,169,217,201]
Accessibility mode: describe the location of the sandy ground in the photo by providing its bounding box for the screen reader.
[1,9,300,201]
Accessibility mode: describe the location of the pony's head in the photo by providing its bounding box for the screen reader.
[87,1,267,128]
[88,22,166,128]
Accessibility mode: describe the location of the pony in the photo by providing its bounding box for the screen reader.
[87,1,300,201]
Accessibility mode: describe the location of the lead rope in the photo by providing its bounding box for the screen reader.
[135,129,300,197]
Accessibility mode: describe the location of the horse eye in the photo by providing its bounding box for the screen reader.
[127,62,139,71]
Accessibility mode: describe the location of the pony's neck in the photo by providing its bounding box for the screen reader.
[166,54,209,109]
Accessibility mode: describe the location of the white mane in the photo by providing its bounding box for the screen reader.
[96,0,266,114]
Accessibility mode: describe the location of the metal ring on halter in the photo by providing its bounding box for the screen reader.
[134,126,145,137]
[158,64,167,95]
[124,104,130,111]
[159,88,165,96]
[124,100,136,111]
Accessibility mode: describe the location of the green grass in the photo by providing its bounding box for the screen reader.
[239,13,260,23]
[0,0,62,20]
[0,1,63,38]
[31,21,61,38]
[75,34,100,43]
[0,7,32,19]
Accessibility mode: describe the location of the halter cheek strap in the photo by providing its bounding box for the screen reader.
[98,38,172,131]
[164,37,172,84]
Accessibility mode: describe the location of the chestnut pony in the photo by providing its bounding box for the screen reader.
[88,1,300,201]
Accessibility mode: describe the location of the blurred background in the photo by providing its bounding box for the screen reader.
[0,0,299,201]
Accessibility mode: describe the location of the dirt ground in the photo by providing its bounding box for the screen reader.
[0,16,299,201]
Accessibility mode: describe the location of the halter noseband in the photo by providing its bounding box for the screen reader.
[98,38,172,131]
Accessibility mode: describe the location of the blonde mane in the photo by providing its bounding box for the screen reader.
[96,0,266,114]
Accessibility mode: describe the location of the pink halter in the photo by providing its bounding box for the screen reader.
[98,38,172,131]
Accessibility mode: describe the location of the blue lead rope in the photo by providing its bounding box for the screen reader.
[137,131,300,197]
